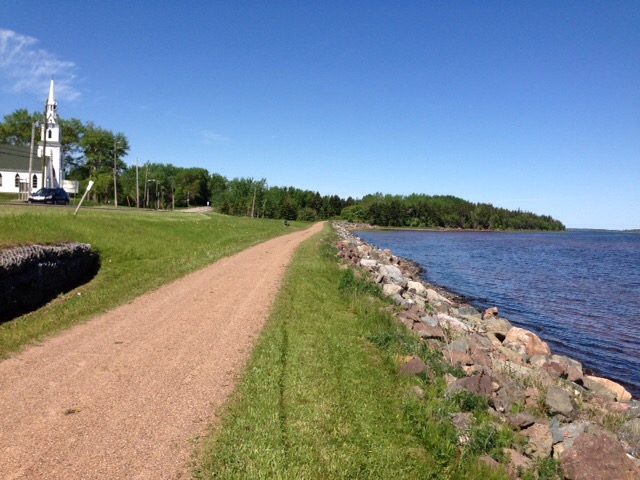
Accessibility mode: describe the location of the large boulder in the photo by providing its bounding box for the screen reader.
[504,327,551,357]
[561,432,640,480]
[378,264,407,286]
[583,375,632,402]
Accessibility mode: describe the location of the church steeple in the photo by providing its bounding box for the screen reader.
[37,79,63,188]
[45,79,58,125]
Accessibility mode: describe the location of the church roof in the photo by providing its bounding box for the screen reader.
[0,144,33,172]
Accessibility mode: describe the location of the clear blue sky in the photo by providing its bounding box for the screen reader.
[1,1,638,229]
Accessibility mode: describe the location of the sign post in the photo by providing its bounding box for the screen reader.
[73,180,94,217]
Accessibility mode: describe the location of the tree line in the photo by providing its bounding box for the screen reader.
[342,193,565,230]
[1,109,564,229]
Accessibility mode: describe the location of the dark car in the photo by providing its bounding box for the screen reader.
[28,188,70,205]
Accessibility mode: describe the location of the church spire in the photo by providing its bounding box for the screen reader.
[45,79,58,125]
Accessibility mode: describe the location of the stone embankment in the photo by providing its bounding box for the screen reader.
[0,243,99,322]
[334,222,640,480]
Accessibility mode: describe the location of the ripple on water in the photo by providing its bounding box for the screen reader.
[356,230,640,398]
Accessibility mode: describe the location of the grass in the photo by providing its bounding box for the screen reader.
[194,224,510,479]
[0,192,19,203]
[0,204,306,357]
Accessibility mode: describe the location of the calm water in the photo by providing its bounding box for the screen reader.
[356,230,640,398]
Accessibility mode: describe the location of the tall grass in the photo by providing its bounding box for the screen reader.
[195,225,509,479]
[0,205,304,356]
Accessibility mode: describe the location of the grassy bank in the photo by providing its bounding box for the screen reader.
[0,205,304,357]
[195,224,511,479]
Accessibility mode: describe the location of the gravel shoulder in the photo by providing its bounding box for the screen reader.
[0,222,323,480]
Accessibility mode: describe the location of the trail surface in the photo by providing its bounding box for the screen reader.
[0,222,323,479]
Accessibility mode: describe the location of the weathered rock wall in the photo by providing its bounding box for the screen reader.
[0,243,99,322]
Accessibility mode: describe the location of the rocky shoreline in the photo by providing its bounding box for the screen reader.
[334,221,640,480]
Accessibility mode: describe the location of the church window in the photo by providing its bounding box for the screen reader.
[15,174,20,187]
[0,173,3,187]
[32,175,38,189]
[48,129,52,139]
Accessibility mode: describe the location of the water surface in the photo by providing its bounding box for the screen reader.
[356,229,640,398]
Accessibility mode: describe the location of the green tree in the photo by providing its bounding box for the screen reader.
[0,109,41,146]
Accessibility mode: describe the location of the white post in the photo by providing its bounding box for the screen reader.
[74,180,94,217]
[28,122,36,194]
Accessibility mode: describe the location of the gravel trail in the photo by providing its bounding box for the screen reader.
[0,222,323,479]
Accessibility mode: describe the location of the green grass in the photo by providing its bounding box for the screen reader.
[0,204,306,357]
[194,224,510,479]
[0,192,19,203]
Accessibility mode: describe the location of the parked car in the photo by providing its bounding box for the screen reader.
[28,188,70,205]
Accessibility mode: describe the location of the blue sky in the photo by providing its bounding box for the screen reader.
[1,1,638,229]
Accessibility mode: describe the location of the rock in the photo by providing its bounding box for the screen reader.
[478,454,500,470]
[399,356,428,376]
[543,361,566,378]
[411,385,424,400]
[483,306,499,320]
[449,337,469,353]
[382,283,404,297]
[506,412,536,429]
[561,432,640,480]
[413,323,445,340]
[504,448,532,478]
[452,373,493,397]
[492,376,527,414]
[558,422,589,450]
[378,264,407,286]
[549,417,563,444]
[420,315,439,327]
[469,344,492,367]
[437,313,472,333]
[472,333,494,349]
[397,310,421,323]
[455,304,479,317]
[406,280,427,295]
[546,386,576,419]
[583,375,632,402]
[504,327,551,357]
[552,354,584,383]
[451,412,473,432]
[525,387,542,410]
[484,316,512,336]
[449,350,474,366]
[618,418,640,454]
[390,294,404,305]
[357,244,372,255]
[359,258,378,269]
[529,354,549,368]
[523,422,553,459]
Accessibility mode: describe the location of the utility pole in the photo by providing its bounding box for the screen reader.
[113,139,118,207]
[28,122,36,193]
[135,157,140,208]
[251,184,257,218]
[144,165,149,207]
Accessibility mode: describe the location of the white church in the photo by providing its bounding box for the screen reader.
[0,80,68,196]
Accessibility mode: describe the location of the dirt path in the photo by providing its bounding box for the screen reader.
[0,222,324,480]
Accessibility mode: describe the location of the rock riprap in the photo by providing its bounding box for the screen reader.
[334,222,640,480]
